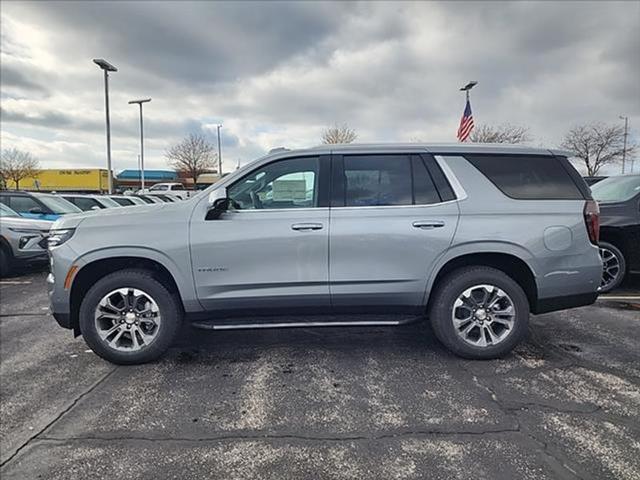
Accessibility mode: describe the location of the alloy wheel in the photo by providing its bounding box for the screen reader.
[599,247,621,291]
[452,284,516,348]
[94,287,162,352]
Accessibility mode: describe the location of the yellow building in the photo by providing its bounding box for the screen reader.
[5,169,111,192]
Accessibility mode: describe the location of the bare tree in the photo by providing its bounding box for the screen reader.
[165,133,217,188]
[560,122,636,176]
[470,124,531,144]
[321,123,358,144]
[0,148,40,190]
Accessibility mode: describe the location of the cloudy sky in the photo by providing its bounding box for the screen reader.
[1,1,639,174]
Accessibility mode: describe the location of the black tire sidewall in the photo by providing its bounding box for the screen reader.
[599,241,626,293]
[429,267,529,359]
[0,246,12,277]
[79,270,182,365]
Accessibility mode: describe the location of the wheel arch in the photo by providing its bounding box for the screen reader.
[68,250,196,335]
[426,245,538,313]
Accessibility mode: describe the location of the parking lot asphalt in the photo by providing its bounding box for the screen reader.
[1,269,639,480]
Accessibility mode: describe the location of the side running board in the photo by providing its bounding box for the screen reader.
[191,318,418,331]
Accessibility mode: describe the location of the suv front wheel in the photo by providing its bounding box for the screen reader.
[79,269,182,365]
[429,267,529,359]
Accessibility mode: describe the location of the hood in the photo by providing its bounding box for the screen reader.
[53,203,165,230]
[1,216,54,231]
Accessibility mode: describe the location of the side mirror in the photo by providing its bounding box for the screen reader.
[206,197,230,220]
[91,206,101,211]
[29,208,44,215]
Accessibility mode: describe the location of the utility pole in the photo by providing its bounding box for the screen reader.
[129,98,151,191]
[216,124,223,177]
[620,115,628,174]
[93,59,118,194]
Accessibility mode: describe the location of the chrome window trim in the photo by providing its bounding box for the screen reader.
[434,155,468,201]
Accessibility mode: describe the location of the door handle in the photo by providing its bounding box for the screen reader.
[291,223,323,231]
[412,220,445,229]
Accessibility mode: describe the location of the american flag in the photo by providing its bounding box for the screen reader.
[457,99,474,142]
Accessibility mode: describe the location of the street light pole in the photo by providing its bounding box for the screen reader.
[129,98,151,191]
[216,124,223,177]
[93,59,118,194]
[620,115,628,174]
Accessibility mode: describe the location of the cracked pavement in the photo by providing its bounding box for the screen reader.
[1,269,639,479]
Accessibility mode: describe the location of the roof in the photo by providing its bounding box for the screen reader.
[294,143,572,157]
[117,170,178,180]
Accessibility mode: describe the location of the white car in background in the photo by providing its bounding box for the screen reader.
[142,183,192,200]
[0,203,52,276]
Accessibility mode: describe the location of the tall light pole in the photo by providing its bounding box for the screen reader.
[620,115,629,174]
[216,124,223,177]
[459,80,478,101]
[93,59,117,194]
[129,98,151,191]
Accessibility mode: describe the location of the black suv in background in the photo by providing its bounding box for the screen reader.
[591,174,640,292]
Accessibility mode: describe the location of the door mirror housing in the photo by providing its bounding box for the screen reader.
[206,197,230,220]
[28,207,45,215]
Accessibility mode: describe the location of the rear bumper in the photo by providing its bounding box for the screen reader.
[532,291,598,315]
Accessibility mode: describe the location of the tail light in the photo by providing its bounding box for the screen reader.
[584,200,600,245]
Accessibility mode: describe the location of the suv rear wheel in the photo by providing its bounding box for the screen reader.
[429,267,529,359]
[598,241,625,293]
[79,269,182,365]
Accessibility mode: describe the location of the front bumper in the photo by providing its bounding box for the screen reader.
[52,311,72,329]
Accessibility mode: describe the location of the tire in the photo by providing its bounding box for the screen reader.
[0,246,13,277]
[79,269,182,365]
[598,241,626,293]
[428,266,529,359]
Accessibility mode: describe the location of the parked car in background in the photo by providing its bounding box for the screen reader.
[591,174,640,292]
[108,195,147,207]
[0,191,81,220]
[61,194,121,211]
[146,193,176,203]
[47,144,601,365]
[583,176,607,186]
[134,194,163,204]
[0,203,52,276]
[146,182,191,199]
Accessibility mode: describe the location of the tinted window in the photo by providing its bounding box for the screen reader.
[66,197,102,211]
[151,185,168,191]
[8,195,42,214]
[464,155,584,200]
[344,155,412,206]
[411,156,441,205]
[172,185,185,191]
[228,157,319,209]
[112,197,134,206]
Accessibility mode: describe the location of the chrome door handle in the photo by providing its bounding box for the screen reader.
[291,223,323,231]
[412,220,445,229]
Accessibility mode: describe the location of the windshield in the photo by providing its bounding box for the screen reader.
[36,194,82,214]
[591,175,640,203]
[0,203,19,217]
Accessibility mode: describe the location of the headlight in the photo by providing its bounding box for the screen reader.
[47,229,75,248]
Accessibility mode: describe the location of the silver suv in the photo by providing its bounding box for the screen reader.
[47,144,602,364]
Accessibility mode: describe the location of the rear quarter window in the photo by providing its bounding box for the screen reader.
[464,155,585,200]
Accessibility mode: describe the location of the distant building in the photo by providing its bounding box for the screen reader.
[4,169,111,193]
[116,169,178,191]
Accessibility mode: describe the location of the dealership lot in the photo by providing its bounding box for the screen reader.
[1,269,639,480]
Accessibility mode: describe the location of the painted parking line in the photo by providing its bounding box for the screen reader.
[0,281,32,285]
[598,295,640,301]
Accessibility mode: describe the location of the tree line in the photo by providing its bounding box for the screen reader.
[1,121,636,189]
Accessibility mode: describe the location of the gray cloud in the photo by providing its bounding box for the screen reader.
[1,1,638,173]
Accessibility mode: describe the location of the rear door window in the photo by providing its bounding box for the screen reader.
[343,155,412,206]
[464,155,584,200]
